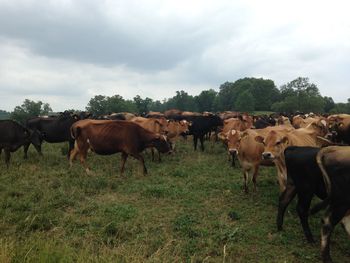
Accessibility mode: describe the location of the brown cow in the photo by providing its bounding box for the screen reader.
[166,120,190,150]
[69,120,171,175]
[224,125,292,191]
[255,120,331,191]
[131,116,169,161]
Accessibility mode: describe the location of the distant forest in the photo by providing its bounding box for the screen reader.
[2,77,350,123]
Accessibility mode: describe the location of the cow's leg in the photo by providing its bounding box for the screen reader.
[193,135,198,151]
[33,143,43,156]
[4,149,11,168]
[276,166,287,192]
[120,152,128,176]
[199,135,205,151]
[69,145,79,167]
[132,153,147,175]
[252,165,259,192]
[321,206,348,263]
[68,140,75,158]
[243,169,249,193]
[296,193,315,243]
[277,182,297,231]
[151,148,155,161]
[23,143,30,159]
[78,146,90,174]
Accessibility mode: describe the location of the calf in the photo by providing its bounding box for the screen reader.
[0,120,41,167]
[313,146,350,263]
[70,120,171,175]
[277,146,327,243]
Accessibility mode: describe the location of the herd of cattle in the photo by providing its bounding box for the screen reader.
[1,109,350,262]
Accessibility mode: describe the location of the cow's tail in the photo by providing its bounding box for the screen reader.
[316,147,332,196]
[71,125,81,140]
[310,147,333,215]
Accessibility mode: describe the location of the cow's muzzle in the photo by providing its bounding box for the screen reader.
[262,152,274,160]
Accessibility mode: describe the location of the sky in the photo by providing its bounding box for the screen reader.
[0,0,349,112]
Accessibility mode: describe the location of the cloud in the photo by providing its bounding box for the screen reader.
[0,0,349,111]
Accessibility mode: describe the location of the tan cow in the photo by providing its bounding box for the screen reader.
[166,120,190,150]
[131,117,169,161]
[255,120,331,191]
[226,129,274,192]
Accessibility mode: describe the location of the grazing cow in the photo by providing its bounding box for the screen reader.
[312,146,350,263]
[225,129,273,192]
[255,120,330,191]
[70,120,171,175]
[0,120,41,167]
[277,146,327,243]
[131,117,169,161]
[25,111,82,157]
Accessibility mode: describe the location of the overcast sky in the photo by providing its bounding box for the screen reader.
[0,0,349,111]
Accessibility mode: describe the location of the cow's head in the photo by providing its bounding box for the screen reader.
[255,130,289,160]
[226,129,241,156]
[153,134,172,154]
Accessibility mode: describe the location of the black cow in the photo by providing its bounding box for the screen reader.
[0,120,41,167]
[25,112,83,157]
[184,115,223,151]
[311,146,350,263]
[277,146,327,243]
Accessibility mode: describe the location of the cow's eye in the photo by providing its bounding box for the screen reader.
[276,141,281,145]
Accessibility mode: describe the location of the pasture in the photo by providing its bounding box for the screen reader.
[0,139,348,262]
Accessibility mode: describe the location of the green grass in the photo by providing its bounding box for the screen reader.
[0,139,348,262]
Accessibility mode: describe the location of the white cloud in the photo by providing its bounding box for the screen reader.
[0,0,350,111]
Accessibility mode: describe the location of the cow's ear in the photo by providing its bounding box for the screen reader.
[255,136,264,144]
[339,122,344,128]
[281,136,289,144]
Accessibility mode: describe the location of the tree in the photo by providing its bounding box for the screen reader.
[235,90,255,112]
[273,77,325,113]
[165,91,197,111]
[133,95,153,114]
[86,95,109,115]
[323,96,335,113]
[11,99,52,124]
[195,89,217,112]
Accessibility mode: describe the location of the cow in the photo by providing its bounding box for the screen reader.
[0,120,41,167]
[164,109,182,118]
[255,120,330,191]
[69,120,171,175]
[312,146,350,263]
[225,129,273,193]
[277,146,327,243]
[166,120,190,151]
[25,111,83,157]
[222,116,253,134]
[185,115,223,151]
[131,116,169,161]
[327,114,350,145]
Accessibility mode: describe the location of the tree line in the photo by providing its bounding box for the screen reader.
[2,77,350,123]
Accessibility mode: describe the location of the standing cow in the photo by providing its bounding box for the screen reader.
[70,120,171,175]
[0,120,41,167]
[25,111,84,157]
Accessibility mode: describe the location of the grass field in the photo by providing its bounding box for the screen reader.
[0,139,348,262]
